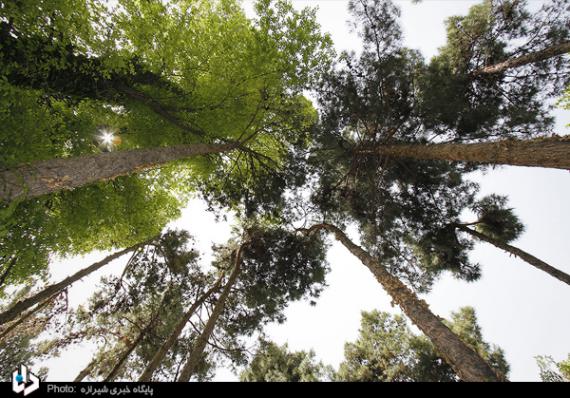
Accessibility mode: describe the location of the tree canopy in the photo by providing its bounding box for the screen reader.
[0,0,568,383]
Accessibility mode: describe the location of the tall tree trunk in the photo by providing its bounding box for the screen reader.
[0,291,60,341]
[0,256,17,289]
[138,276,224,382]
[457,225,570,286]
[0,238,153,326]
[74,358,98,382]
[361,136,570,170]
[305,223,502,382]
[0,143,235,203]
[473,41,570,76]
[177,245,245,382]
[104,288,172,382]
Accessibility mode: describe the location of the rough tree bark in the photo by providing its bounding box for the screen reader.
[473,41,570,76]
[138,275,224,382]
[177,244,246,382]
[0,143,235,203]
[457,225,570,286]
[0,238,154,326]
[305,223,502,382]
[361,136,570,170]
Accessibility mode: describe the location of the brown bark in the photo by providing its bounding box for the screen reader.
[177,245,245,382]
[457,225,570,286]
[0,143,235,203]
[363,136,570,170]
[138,275,224,382]
[473,41,570,76]
[305,223,502,382]
[0,238,153,326]
[74,358,98,382]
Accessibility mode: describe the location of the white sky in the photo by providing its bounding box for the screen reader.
[38,0,569,382]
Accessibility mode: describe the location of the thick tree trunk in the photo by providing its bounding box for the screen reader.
[457,225,570,286]
[0,239,153,326]
[138,276,224,382]
[362,136,570,170]
[74,358,98,382]
[306,223,502,382]
[177,245,245,382]
[0,143,235,203]
[473,41,570,76]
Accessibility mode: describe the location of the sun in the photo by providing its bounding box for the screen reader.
[100,130,115,145]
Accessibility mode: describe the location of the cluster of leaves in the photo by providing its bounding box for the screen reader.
[335,307,509,381]
[239,307,509,382]
[0,0,333,289]
[201,225,329,368]
[240,340,332,382]
[536,354,570,382]
[306,0,567,292]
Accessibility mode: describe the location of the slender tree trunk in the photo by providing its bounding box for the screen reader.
[457,225,570,286]
[0,143,235,203]
[0,239,153,326]
[74,358,98,382]
[0,291,60,341]
[177,245,245,382]
[104,288,172,382]
[361,136,570,170]
[0,256,17,289]
[305,223,502,382]
[138,276,224,382]
[473,41,570,76]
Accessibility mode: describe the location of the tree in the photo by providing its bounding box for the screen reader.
[361,136,570,170]
[137,274,224,381]
[0,0,332,290]
[0,237,156,326]
[0,286,68,380]
[303,223,502,382]
[336,307,508,381]
[53,230,220,382]
[0,143,235,202]
[176,225,329,381]
[240,340,331,382]
[415,195,570,286]
[536,354,570,382]
[315,0,568,176]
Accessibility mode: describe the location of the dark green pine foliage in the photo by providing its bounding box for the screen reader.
[312,0,482,291]
[336,307,509,381]
[48,230,216,381]
[240,339,331,382]
[310,0,567,291]
[414,194,523,274]
[419,0,568,141]
[193,225,329,370]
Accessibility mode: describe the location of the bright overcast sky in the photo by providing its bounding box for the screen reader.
[41,0,569,382]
